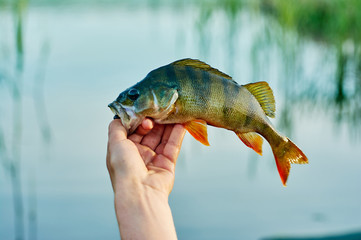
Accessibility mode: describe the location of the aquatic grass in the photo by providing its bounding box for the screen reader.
[259,0,361,45]
[0,0,52,239]
[251,0,361,138]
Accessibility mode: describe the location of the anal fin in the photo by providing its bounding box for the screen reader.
[184,119,210,146]
[236,132,263,155]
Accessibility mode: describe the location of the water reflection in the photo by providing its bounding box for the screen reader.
[0,0,51,239]
[255,0,361,138]
[195,0,361,139]
[3,1,27,239]
[196,0,243,76]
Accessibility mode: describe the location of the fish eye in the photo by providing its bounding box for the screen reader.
[127,88,140,101]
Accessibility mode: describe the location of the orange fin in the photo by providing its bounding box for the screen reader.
[243,81,276,118]
[184,120,210,146]
[236,132,263,155]
[272,138,308,186]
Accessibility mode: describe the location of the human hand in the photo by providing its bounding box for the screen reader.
[106,118,186,240]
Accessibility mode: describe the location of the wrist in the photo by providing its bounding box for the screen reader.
[113,180,177,240]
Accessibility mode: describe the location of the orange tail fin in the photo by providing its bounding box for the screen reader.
[272,138,308,186]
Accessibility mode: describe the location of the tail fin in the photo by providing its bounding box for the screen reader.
[272,138,308,186]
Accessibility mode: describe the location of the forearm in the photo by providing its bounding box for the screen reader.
[114,182,177,240]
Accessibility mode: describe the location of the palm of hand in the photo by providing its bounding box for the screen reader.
[107,120,186,196]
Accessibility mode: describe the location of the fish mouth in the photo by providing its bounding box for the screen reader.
[108,103,121,119]
[108,101,143,134]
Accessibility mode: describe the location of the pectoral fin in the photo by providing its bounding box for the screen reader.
[236,132,263,155]
[184,120,210,146]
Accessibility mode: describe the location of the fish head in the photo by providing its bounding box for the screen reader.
[108,82,179,134]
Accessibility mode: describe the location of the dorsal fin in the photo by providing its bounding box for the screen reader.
[243,81,276,118]
[172,58,236,83]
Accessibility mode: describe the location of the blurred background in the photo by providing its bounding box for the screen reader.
[1,0,360,239]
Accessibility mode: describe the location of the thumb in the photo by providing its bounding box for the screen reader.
[108,119,128,144]
[107,120,147,181]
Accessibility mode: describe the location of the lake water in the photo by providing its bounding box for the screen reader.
[1,2,360,240]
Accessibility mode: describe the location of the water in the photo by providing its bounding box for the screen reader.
[1,2,360,240]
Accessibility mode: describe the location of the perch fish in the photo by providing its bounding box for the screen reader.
[108,59,308,185]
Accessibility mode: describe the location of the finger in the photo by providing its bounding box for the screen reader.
[142,118,154,131]
[135,144,156,165]
[107,120,128,186]
[136,118,154,135]
[149,155,176,174]
[108,119,127,144]
[107,121,149,188]
[157,124,186,164]
[128,133,143,143]
[155,124,173,154]
[128,119,155,143]
[140,123,165,150]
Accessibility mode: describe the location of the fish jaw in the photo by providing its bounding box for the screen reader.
[108,101,143,134]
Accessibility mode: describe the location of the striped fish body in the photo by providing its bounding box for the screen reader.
[108,59,308,186]
[147,62,271,133]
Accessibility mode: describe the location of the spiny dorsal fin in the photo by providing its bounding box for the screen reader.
[172,58,236,82]
[243,81,276,118]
